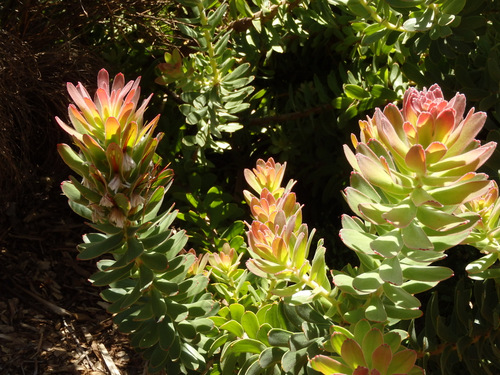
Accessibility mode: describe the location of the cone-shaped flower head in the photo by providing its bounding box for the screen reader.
[57,69,171,228]
[244,158,288,198]
[208,243,243,279]
[343,85,494,241]
[355,84,495,187]
[244,158,315,278]
[311,320,424,375]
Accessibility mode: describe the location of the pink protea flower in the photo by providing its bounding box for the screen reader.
[56,69,157,141]
[244,158,288,197]
[355,84,495,183]
[208,244,243,278]
[310,320,424,375]
[57,69,171,229]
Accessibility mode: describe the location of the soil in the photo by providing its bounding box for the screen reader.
[0,188,146,374]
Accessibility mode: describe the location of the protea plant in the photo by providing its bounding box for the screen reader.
[335,84,496,323]
[243,158,334,304]
[57,70,217,372]
[56,69,171,228]
[311,320,424,375]
[344,84,494,240]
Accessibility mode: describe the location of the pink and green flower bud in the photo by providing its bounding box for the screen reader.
[57,69,171,229]
[311,320,423,375]
[355,85,495,187]
[182,249,210,277]
[244,158,289,197]
[208,243,243,279]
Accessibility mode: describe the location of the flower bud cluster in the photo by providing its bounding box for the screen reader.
[243,158,314,279]
[311,320,423,375]
[57,69,172,228]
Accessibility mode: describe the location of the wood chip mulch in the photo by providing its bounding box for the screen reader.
[0,191,147,375]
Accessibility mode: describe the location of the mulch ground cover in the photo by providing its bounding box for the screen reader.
[0,190,146,374]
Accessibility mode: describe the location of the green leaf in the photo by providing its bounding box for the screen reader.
[178,23,199,39]
[267,328,292,347]
[119,283,142,309]
[429,180,492,206]
[384,0,425,8]
[401,222,433,250]
[142,186,166,221]
[339,229,378,256]
[370,230,402,258]
[156,230,189,259]
[353,272,383,293]
[68,176,101,203]
[228,338,267,354]
[362,29,388,46]
[140,230,172,250]
[165,299,189,322]
[379,257,403,285]
[77,232,125,260]
[401,62,427,86]
[256,323,272,346]
[362,328,384,368]
[178,321,197,340]
[344,84,369,99]
[125,236,144,263]
[341,339,366,368]
[220,320,244,337]
[222,63,251,83]
[365,295,387,322]
[383,283,421,309]
[402,265,454,282]
[229,303,245,322]
[180,342,206,371]
[403,8,434,32]
[259,347,286,369]
[241,311,260,340]
[61,180,88,205]
[416,206,470,231]
[149,345,169,369]
[346,0,371,17]
[57,144,88,177]
[140,252,168,272]
[442,0,466,14]
[150,289,167,317]
[90,262,135,287]
[154,279,179,295]
[281,346,309,373]
[401,280,438,294]
[466,253,498,275]
[208,333,229,357]
[139,264,154,291]
[310,355,350,374]
[310,244,330,291]
[207,3,227,28]
[382,203,417,228]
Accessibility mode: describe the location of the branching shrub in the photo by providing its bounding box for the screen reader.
[57,69,500,374]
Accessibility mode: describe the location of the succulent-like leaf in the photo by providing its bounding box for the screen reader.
[379,257,403,286]
[310,355,350,374]
[364,295,387,322]
[341,338,367,368]
[401,222,433,250]
[370,230,402,258]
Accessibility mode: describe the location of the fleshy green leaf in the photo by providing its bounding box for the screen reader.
[310,355,350,374]
[78,232,125,260]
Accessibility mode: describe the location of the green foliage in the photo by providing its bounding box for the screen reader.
[409,278,500,374]
[150,0,500,267]
[55,0,500,374]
